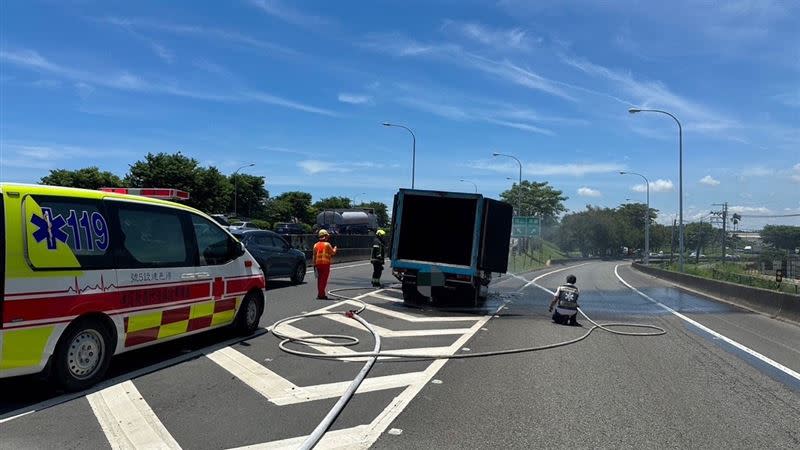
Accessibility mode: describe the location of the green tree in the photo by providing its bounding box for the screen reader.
[313,196,352,211]
[40,167,124,190]
[684,221,718,254]
[761,225,800,251]
[229,173,268,218]
[500,180,567,219]
[273,191,314,224]
[125,152,232,213]
[558,206,626,257]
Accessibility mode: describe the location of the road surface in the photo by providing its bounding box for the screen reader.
[1,260,798,449]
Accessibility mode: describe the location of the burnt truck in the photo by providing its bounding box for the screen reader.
[390,189,513,306]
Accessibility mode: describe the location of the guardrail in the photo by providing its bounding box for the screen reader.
[284,234,380,265]
[632,263,800,324]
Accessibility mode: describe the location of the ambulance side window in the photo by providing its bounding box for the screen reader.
[24,195,114,270]
[113,202,192,268]
[190,214,238,266]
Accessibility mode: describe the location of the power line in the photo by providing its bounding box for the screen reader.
[739,213,800,218]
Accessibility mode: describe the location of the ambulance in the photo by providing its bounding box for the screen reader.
[0,184,266,390]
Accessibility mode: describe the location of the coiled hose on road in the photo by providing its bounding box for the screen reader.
[270,286,666,449]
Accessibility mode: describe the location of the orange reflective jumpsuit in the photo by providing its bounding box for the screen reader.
[313,240,337,299]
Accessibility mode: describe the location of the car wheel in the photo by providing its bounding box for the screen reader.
[235,291,264,335]
[291,262,306,284]
[52,317,114,392]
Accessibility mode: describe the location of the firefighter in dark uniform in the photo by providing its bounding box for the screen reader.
[548,274,581,326]
[371,229,387,287]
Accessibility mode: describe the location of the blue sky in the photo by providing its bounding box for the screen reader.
[1,0,798,228]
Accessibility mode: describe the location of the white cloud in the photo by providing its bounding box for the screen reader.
[337,93,372,105]
[0,48,337,116]
[471,159,624,176]
[362,34,574,101]
[559,54,740,136]
[248,0,331,28]
[577,187,602,197]
[741,166,774,176]
[98,17,298,56]
[149,41,174,63]
[699,175,720,186]
[298,160,350,175]
[632,179,674,192]
[395,90,587,136]
[729,205,772,214]
[441,20,539,51]
[791,163,800,183]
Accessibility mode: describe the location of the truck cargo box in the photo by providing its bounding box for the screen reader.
[391,189,512,273]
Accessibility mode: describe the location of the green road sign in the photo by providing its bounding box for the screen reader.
[511,216,540,237]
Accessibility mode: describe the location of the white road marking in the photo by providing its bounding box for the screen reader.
[0,329,268,424]
[366,292,403,303]
[229,424,373,450]
[345,299,480,323]
[614,264,800,382]
[207,347,424,406]
[87,380,181,450]
[249,305,495,448]
[323,313,473,337]
[522,262,592,294]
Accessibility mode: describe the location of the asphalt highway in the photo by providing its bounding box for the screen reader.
[1,260,798,449]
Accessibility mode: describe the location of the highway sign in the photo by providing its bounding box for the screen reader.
[511,216,540,237]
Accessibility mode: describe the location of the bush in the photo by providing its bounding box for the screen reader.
[249,219,271,230]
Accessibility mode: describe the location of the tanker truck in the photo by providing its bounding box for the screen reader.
[316,209,379,234]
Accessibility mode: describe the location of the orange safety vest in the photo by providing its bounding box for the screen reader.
[313,241,336,266]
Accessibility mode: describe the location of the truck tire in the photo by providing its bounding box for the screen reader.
[402,282,426,304]
[52,317,115,392]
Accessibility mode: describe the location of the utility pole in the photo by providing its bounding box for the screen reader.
[712,202,728,263]
[721,202,728,264]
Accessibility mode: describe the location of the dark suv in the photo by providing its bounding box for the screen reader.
[274,223,305,235]
[231,230,307,284]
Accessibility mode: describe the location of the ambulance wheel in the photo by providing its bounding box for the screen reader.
[235,291,264,335]
[52,317,114,392]
[291,262,306,284]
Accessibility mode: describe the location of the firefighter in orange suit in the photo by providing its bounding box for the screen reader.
[312,229,337,299]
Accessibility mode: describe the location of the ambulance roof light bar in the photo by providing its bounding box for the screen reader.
[99,187,190,201]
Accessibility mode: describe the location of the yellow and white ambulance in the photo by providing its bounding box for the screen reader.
[0,183,266,390]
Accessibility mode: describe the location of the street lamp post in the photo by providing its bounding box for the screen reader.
[382,122,416,189]
[493,152,523,215]
[629,107,684,271]
[233,163,255,217]
[459,179,477,193]
[621,171,651,264]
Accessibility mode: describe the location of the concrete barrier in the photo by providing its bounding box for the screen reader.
[632,263,800,324]
[303,248,372,265]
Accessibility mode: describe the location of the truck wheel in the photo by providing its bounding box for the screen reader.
[235,291,264,335]
[52,317,114,392]
[402,282,426,305]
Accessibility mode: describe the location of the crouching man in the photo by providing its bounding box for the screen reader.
[548,274,580,326]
